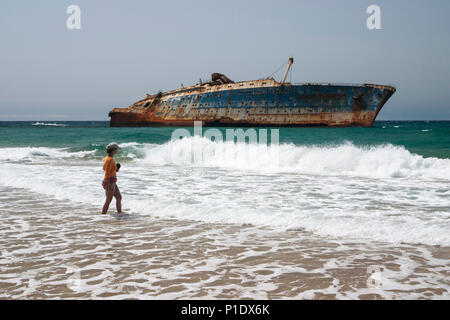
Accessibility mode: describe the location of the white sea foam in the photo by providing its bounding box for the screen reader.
[0,140,449,246]
[0,147,96,162]
[2,139,449,180]
[1,187,447,299]
[31,122,67,127]
[137,137,450,180]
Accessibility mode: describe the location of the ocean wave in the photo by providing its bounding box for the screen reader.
[134,137,450,180]
[31,122,67,127]
[0,147,96,162]
[1,139,450,180]
[1,139,449,246]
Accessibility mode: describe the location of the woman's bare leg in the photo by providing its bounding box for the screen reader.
[102,184,115,214]
[114,184,122,213]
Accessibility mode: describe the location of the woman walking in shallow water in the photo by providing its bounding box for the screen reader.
[102,142,122,214]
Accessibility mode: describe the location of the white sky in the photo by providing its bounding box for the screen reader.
[1,0,449,120]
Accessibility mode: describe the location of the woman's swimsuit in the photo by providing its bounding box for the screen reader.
[102,156,117,189]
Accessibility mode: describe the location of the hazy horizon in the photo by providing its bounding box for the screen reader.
[1,0,450,121]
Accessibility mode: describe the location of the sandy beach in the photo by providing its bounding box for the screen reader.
[1,186,448,299]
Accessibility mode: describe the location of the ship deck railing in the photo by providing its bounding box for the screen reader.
[294,82,397,88]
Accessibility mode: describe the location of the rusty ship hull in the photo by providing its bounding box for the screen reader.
[109,78,396,127]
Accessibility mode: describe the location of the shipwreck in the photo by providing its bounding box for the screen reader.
[109,57,396,127]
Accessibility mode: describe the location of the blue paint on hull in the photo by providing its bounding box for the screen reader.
[162,84,389,113]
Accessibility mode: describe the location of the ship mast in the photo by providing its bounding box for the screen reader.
[280,57,294,84]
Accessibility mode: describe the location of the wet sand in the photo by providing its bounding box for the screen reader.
[0,187,449,299]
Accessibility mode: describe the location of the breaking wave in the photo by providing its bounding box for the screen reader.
[1,138,450,180]
[0,147,96,162]
[31,122,67,127]
[137,137,450,180]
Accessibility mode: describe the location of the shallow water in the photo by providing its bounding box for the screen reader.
[0,121,449,299]
[1,186,448,299]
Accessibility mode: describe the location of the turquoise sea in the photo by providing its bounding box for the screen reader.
[1,121,449,159]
